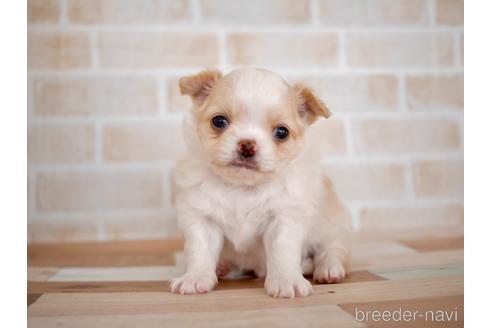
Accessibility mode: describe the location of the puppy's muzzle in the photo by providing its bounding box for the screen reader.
[237,139,257,159]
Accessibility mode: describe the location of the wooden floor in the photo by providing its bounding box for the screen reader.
[27,228,464,327]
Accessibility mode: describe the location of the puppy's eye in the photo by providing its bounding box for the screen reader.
[273,126,289,141]
[211,115,229,129]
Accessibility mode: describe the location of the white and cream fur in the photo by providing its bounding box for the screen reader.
[170,68,352,298]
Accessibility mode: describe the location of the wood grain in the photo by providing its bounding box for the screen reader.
[28,275,463,317]
[27,235,464,327]
[352,250,463,271]
[28,239,183,267]
[399,237,464,252]
[28,293,43,306]
[27,270,385,294]
[28,304,368,328]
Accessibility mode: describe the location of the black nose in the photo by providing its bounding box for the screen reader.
[237,139,257,158]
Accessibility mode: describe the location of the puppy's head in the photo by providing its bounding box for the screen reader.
[180,68,330,186]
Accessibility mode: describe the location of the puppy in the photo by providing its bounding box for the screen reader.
[170,68,352,298]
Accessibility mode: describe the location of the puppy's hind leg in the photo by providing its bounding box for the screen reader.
[313,241,351,284]
[313,177,353,284]
[312,214,352,284]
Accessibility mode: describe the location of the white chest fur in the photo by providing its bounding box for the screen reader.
[174,158,324,254]
[192,178,280,252]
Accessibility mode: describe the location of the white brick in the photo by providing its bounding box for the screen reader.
[28,0,60,23]
[103,122,185,162]
[28,124,95,163]
[36,170,163,212]
[347,32,454,68]
[325,163,406,201]
[354,119,461,154]
[414,160,464,198]
[319,0,428,26]
[406,75,463,110]
[201,0,310,25]
[435,0,464,25]
[360,205,463,231]
[227,33,339,68]
[289,75,398,111]
[33,77,158,116]
[68,0,190,24]
[28,31,91,69]
[99,32,219,69]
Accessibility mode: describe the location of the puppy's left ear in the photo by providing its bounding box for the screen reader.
[294,84,331,125]
[179,69,223,107]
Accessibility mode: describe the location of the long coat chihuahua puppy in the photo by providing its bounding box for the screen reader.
[170,68,352,298]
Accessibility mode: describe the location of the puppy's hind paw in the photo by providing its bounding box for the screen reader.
[215,261,231,278]
[170,273,217,295]
[265,274,313,298]
[313,259,346,284]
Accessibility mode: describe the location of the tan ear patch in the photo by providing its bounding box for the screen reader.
[294,84,331,124]
[179,69,223,107]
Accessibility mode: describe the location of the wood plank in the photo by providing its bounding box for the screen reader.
[337,270,386,284]
[28,281,171,294]
[28,270,385,294]
[340,295,463,327]
[27,275,463,317]
[356,226,464,243]
[371,263,463,281]
[28,304,367,328]
[28,294,43,306]
[28,267,59,282]
[399,237,464,252]
[218,269,385,287]
[27,280,266,294]
[26,236,464,326]
[352,250,463,271]
[48,266,183,282]
[28,239,184,267]
[352,242,417,260]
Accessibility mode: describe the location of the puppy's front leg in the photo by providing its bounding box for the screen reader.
[170,217,223,295]
[263,219,312,298]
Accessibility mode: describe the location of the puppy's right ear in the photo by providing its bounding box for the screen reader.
[179,70,222,107]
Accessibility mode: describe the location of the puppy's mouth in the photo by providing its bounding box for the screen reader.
[229,158,260,171]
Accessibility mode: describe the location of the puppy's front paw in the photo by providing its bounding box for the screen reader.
[313,259,346,284]
[265,274,313,298]
[170,273,217,295]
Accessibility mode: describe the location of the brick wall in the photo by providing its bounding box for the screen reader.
[27,0,464,242]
